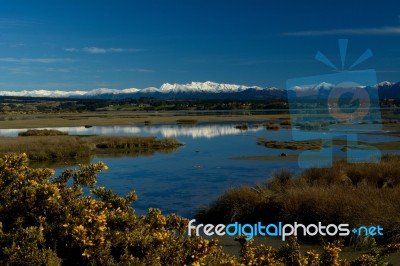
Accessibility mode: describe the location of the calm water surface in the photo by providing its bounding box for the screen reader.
[1,122,399,217]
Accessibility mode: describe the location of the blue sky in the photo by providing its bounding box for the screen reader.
[0,0,400,90]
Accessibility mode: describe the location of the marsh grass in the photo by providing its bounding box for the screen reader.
[234,123,249,130]
[89,136,182,157]
[0,112,287,129]
[296,121,332,130]
[18,129,68,136]
[0,136,91,161]
[256,137,398,151]
[257,137,322,150]
[265,122,280,130]
[279,119,291,126]
[0,135,182,162]
[381,119,398,124]
[176,119,198,124]
[196,154,400,244]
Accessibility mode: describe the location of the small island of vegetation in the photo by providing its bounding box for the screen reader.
[0,129,182,163]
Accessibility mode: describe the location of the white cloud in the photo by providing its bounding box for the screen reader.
[45,67,71,73]
[129,68,154,73]
[0,57,74,63]
[83,47,107,54]
[284,26,400,36]
[65,47,143,54]
[64,48,79,52]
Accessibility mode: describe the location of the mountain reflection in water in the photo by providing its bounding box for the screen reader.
[0,123,264,139]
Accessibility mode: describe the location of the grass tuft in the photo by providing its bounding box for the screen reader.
[265,122,280,130]
[176,119,198,124]
[257,137,322,150]
[234,123,249,130]
[196,155,400,244]
[0,135,183,163]
[18,129,68,136]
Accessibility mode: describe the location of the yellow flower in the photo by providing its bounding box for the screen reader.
[98,225,107,232]
[29,180,38,186]
[82,250,91,258]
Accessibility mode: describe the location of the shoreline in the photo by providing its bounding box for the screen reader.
[0,111,289,129]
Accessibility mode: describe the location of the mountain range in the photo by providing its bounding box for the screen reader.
[0,81,399,100]
[288,81,400,101]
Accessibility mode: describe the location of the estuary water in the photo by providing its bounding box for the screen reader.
[1,122,399,217]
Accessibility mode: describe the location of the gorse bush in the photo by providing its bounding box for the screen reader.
[0,153,236,265]
[0,153,399,265]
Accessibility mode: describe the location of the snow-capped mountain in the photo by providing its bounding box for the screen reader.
[288,81,400,100]
[0,90,87,98]
[0,80,398,100]
[289,82,335,93]
[377,81,394,87]
[313,82,335,91]
[0,81,284,100]
[83,88,140,96]
[158,81,262,93]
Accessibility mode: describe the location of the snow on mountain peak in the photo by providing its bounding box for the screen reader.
[84,88,140,95]
[0,81,268,97]
[313,82,335,90]
[378,81,393,87]
[158,81,252,93]
[1,80,395,98]
[0,89,87,97]
[290,82,345,92]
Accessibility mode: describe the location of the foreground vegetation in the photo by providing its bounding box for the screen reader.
[0,132,182,162]
[0,153,399,265]
[197,154,400,246]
